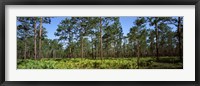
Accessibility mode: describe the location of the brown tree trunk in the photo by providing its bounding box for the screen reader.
[91,37,94,59]
[178,17,182,62]
[39,17,42,59]
[95,41,97,59]
[155,19,159,61]
[81,36,83,58]
[123,44,125,58]
[100,17,103,59]
[137,43,140,69]
[69,47,71,57]
[69,30,72,58]
[34,18,37,60]
[24,37,27,59]
[114,43,116,58]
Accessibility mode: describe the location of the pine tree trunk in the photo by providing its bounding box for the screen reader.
[69,30,72,58]
[100,17,102,59]
[137,43,140,69]
[24,37,26,59]
[91,37,94,59]
[95,41,97,59]
[39,17,42,59]
[34,18,37,60]
[69,47,71,57]
[123,43,125,58]
[92,42,94,59]
[81,36,83,58]
[24,30,27,59]
[155,21,159,61]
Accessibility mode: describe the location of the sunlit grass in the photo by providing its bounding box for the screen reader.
[17,57,183,69]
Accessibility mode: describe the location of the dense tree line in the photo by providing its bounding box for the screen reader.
[17,17,183,62]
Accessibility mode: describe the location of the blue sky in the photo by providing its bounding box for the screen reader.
[43,17,137,39]
[43,17,65,39]
[18,17,177,40]
[120,17,136,36]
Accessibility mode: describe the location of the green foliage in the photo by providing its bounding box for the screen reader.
[17,57,182,69]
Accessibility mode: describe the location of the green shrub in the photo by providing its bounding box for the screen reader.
[17,57,182,69]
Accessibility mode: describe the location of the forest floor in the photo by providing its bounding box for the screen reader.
[17,57,183,69]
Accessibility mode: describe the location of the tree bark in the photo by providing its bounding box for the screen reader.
[34,18,37,60]
[100,17,103,59]
[23,30,27,59]
[155,19,159,61]
[81,36,83,58]
[24,37,27,59]
[69,32,72,58]
[95,41,97,59]
[91,36,94,59]
[137,43,140,69]
[39,17,42,59]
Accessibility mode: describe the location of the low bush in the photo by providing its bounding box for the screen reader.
[17,57,182,69]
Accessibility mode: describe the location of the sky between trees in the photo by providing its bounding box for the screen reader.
[17,16,177,40]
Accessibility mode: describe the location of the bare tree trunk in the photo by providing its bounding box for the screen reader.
[91,37,94,59]
[137,43,140,69]
[104,38,108,58]
[81,36,83,58]
[155,20,159,61]
[68,31,72,58]
[123,44,125,58]
[114,43,116,58]
[178,17,182,62]
[39,17,42,59]
[69,47,71,57]
[34,18,37,60]
[95,41,97,59]
[24,37,27,59]
[100,17,103,59]
[92,43,94,59]
[23,30,27,59]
